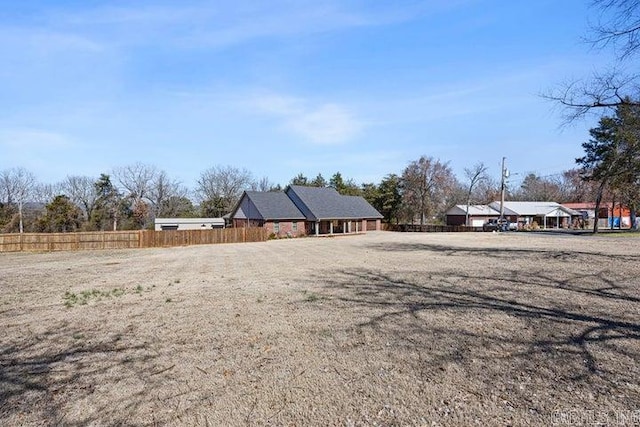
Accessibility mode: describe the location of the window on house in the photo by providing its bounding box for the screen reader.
[274,221,280,233]
[292,222,297,232]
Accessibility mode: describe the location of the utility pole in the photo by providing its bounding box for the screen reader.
[499,157,508,221]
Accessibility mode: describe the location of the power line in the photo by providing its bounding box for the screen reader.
[505,163,579,187]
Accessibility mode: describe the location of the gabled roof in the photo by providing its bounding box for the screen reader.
[286,185,383,220]
[342,195,385,219]
[446,204,500,216]
[488,201,580,217]
[233,191,306,220]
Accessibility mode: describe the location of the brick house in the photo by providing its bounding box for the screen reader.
[446,201,581,229]
[231,191,307,237]
[231,185,383,237]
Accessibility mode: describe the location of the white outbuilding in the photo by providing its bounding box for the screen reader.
[154,218,225,231]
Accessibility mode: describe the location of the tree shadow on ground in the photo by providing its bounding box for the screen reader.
[306,244,640,414]
[0,322,173,426]
[366,241,640,304]
[366,241,640,264]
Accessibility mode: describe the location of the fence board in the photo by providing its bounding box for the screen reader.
[0,228,268,253]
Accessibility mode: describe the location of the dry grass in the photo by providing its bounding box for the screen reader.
[1,231,639,426]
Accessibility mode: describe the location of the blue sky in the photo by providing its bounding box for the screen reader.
[0,0,616,190]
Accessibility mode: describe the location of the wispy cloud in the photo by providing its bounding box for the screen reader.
[28,1,450,50]
[361,64,567,127]
[0,27,103,57]
[0,129,73,150]
[249,92,363,145]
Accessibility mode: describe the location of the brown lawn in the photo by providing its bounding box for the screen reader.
[1,231,639,426]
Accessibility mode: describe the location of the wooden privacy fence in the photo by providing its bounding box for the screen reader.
[385,224,483,232]
[0,228,268,253]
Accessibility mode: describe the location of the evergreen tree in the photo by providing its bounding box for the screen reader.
[310,173,327,187]
[330,172,361,196]
[290,173,308,186]
[374,174,402,224]
[577,102,640,232]
[90,174,123,231]
[37,195,82,232]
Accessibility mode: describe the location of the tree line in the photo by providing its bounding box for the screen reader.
[0,158,607,233]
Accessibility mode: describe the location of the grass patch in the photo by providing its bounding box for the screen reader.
[301,289,325,303]
[111,288,125,297]
[63,285,143,307]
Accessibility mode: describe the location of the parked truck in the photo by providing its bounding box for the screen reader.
[483,218,517,232]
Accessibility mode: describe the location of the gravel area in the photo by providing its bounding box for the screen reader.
[1,231,639,426]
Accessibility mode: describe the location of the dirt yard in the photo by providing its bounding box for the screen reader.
[1,231,639,426]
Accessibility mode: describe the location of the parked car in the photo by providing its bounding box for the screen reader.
[483,218,515,232]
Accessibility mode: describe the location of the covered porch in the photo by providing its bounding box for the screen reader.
[306,219,375,236]
[520,208,573,229]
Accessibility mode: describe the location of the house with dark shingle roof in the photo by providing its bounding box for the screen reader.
[231,191,307,236]
[230,186,383,237]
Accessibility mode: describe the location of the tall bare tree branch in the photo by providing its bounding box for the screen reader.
[546,1,640,122]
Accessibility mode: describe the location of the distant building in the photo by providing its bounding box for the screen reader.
[154,218,225,231]
[563,202,632,228]
[446,201,581,229]
[445,204,505,227]
[230,185,383,237]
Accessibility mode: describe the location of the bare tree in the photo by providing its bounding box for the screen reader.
[545,72,640,122]
[158,196,195,218]
[112,163,161,228]
[250,176,275,192]
[463,162,489,226]
[60,175,99,221]
[113,163,158,201]
[557,168,601,202]
[512,173,564,201]
[590,0,640,60]
[196,165,253,216]
[545,0,640,121]
[32,182,61,205]
[147,171,189,218]
[0,167,37,233]
[401,156,457,224]
[473,176,501,204]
